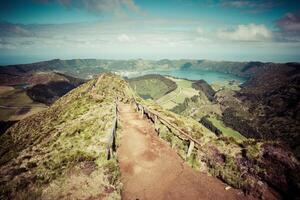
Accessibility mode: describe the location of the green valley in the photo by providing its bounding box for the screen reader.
[128,74,177,100]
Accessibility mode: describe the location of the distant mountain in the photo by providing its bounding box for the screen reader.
[0,58,290,80]
[0,59,107,80]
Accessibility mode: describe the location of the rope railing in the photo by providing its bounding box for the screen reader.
[132,98,202,158]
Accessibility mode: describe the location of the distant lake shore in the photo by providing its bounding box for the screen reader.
[119,69,247,84]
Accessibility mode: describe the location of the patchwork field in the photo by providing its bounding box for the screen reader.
[156,77,199,109]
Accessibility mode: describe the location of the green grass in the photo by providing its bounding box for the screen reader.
[129,75,177,100]
[208,116,246,141]
[130,79,169,99]
[156,77,199,109]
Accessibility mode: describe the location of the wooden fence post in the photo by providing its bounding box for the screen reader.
[106,145,111,160]
[141,107,144,118]
[154,115,159,134]
[187,140,195,158]
[106,103,118,160]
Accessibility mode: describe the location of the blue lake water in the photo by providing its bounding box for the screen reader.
[140,69,246,84]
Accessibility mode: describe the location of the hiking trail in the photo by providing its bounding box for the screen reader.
[117,103,251,200]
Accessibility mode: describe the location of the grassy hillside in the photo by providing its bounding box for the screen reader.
[128,74,177,100]
[26,73,85,105]
[0,73,134,199]
[0,88,47,121]
[222,64,300,154]
[156,77,199,109]
[207,116,246,141]
[0,72,84,121]
[170,80,246,141]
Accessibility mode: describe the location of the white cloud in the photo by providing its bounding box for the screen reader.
[217,23,272,42]
[195,36,210,43]
[1,20,299,62]
[196,27,204,34]
[117,33,135,42]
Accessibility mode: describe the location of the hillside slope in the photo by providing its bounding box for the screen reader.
[128,74,177,100]
[0,73,134,199]
[26,72,85,105]
[220,63,300,158]
[0,72,85,122]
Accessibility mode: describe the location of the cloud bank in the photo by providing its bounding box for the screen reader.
[217,24,272,42]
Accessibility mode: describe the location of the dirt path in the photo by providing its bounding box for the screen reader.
[117,103,251,200]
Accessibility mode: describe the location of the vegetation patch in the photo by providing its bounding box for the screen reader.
[156,77,199,110]
[207,116,246,141]
[128,74,177,100]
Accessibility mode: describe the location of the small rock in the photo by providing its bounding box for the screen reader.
[225,186,231,190]
[258,180,264,186]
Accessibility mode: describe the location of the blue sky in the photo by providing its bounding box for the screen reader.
[0,0,300,64]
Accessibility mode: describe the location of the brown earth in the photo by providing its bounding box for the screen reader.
[117,103,253,200]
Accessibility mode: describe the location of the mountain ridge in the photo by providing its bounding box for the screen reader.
[0,73,299,199]
[1,58,298,80]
